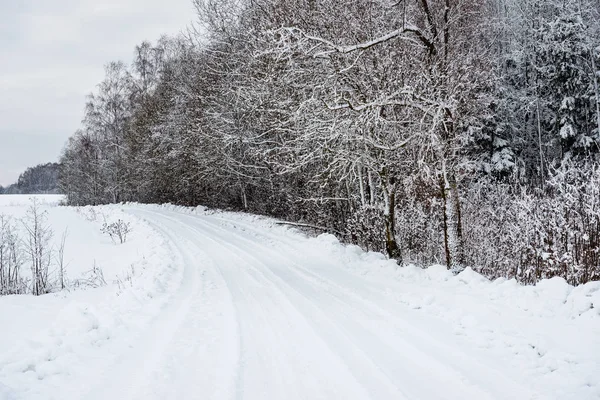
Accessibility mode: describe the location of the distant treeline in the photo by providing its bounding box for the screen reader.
[0,163,61,195]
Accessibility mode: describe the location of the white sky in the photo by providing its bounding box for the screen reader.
[0,0,195,186]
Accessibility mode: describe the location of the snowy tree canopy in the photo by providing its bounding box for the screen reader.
[59,0,600,285]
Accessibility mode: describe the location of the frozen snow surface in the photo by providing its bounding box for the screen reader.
[0,198,599,400]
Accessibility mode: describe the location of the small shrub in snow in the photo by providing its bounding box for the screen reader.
[73,262,107,288]
[346,206,385,254]
[462,162,600,285]
[80,207,99,222]
[115,264,136,292]
[101,219,131,244]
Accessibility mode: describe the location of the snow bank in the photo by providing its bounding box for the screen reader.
[306,231,600,322]
[301,233,600,400]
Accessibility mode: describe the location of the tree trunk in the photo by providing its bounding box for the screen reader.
[440,161,462,270]
[368,170,375,205]
[591,51,600,145]
[383,177,402,262]
[240,184,248,210]
[536,95,545,185]
[451,174,464,266]
[358,165,366,207]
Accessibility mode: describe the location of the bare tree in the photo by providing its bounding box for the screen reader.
[0,215,26,295]
[56,228,68,290]
[23,198,53,296]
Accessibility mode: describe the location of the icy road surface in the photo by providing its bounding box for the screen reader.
[1,203,599,399]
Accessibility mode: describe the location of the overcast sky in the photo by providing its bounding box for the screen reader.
[0,0,195,186]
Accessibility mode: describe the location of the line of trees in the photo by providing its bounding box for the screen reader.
[0,186,16,195]
[59,0,600,285]
[1,163,61,195]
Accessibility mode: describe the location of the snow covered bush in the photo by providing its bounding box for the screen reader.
[461,163,600,285]
[101,219,132,244]
[395,189,445,267]
[540,162,600,284]
[0,215,27,295]
[461,180,523,280]
[73,262,107,288]
[346,206,385,254]
[77,207,99,222]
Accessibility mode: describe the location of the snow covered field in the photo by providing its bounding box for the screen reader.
[0,199,599,399]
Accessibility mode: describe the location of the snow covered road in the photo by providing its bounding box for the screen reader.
[2,204,599,399]
[86,206,599,400]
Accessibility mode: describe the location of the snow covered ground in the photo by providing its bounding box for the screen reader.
[0,196,175,399]
[0,199,599,399]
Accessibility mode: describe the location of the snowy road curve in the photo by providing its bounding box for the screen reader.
[81,206,597,400]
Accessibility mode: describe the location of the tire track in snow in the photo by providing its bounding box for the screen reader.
[199,215,572,399]
[141,209,383,400]
[177,212,520,399]
[109,206,546,400]
[177,209,544,400]
[153,209,536,399]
